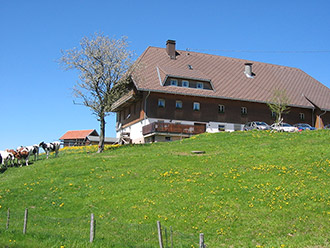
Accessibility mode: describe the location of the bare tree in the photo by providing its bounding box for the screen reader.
[267,89,290,125]
[60,33,134,153]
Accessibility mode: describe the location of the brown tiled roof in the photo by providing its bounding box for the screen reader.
[59,129,98,140]
[158,65,211,82]
[132,46,330,110]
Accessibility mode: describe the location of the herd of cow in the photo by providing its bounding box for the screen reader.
[0,141,61,168]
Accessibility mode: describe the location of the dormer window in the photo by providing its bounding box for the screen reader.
[196,82,204,89]
[182,80,189,87]
[165,77,212,90]
[170,79,178,86]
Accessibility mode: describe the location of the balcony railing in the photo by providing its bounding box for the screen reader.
[142,122,205,136]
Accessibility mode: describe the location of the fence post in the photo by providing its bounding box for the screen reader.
[199,233,205,248]
[6,208,10,229]
[23,208,28,234]
[157,221,164,248]
[90,213,95,243]
[170,226,173,248]
[165,227,168,248]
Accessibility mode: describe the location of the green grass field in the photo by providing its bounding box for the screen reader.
[0,130,329,248]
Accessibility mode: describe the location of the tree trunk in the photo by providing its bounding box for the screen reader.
[97,115,105,153]
[276,112,282,125]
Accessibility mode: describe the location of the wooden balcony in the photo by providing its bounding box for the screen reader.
[142,122,205,136]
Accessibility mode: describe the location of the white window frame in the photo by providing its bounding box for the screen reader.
[218,104,225,113]
[170,79,178,86]
[241,107,248,115]
[193,102,200,111]
[175,100,183,109]
[196,82,204,89]
[182,80,189,87]
[158,99,165,108]
[299,113,305,120]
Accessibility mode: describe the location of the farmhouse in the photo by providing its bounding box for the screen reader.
[60,129,118,146]
[112,40,330,143]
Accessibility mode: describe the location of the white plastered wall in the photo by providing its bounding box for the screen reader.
[116,118,244,143]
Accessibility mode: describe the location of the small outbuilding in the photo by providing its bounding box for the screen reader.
[59,129,118,147]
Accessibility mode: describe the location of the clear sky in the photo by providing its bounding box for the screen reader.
[1,0,330,150]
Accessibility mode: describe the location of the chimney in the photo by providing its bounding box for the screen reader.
[166,40,176,59]
[244,63,255,78]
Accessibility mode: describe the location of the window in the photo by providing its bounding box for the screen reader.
[218,105,225,113]
[182,80,189,87]
[170,79,178,86]
[176,100,183,109]
[165,137,172,142]
[196,82,204,89]
[193,102,200,111]
[271,111,276,118]
[241,107,248,115]
[299,113,305,120]
[158,99,165,108]
[218,125,225,131]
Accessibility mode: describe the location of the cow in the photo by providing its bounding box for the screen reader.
[26,145,39,161]
[6,149,19,166]
[39,141,61,159]
[16,147,30,166]
[0,150,15,167]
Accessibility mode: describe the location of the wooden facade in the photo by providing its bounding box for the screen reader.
[116,91,330,131]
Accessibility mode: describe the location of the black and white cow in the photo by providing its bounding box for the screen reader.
[0,150,15,167]
[6,149,19,167]
[26,145,39,161]
[39,141,61,159]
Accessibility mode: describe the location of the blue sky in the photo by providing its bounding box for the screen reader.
[1,0,330,150]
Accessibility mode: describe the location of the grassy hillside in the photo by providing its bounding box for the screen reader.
[0,131,329,247]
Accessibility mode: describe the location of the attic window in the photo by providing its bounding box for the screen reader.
[196,82,204,89]
[170,79,178,86]
[182,80,189,87]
